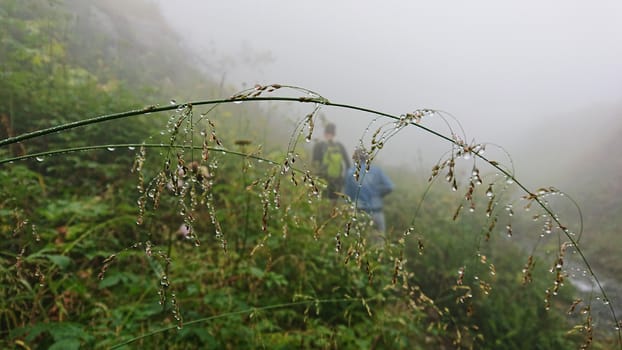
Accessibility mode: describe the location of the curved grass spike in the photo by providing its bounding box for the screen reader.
[342,105,602,340]
[109,296,382,349]
[0,144,282,167]
[1,84,619,346]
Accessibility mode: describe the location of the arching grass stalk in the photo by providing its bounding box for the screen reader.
[321,100,616,345]
[0,99,611,286]
[1,86,619,345]
[0,144,281,167]
[109,296,381,349]
[0,83,328,150]
[328,100,619,343]
[0,98,307,149]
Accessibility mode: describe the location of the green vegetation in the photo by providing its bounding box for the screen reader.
[1,1,620,349]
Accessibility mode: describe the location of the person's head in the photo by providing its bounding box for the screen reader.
[324,123,336,140]
[352,147,369,163]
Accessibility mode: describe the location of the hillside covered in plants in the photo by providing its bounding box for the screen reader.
[1,1,620,349]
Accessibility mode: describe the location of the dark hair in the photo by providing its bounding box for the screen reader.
[353,147,368,162]
[324,123,336,135]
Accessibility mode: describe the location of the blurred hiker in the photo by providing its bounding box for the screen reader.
[312,122,350,199]
[344,147,394,243]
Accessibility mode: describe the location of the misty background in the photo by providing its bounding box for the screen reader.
[157,0,622,190]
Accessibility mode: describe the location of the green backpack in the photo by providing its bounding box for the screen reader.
[322,143,344,179]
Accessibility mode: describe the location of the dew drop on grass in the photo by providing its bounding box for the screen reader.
[485,184,494,197]
[160,275,169,287]
[106,147,115,151]
[35,156,45,162]
[170,99,177,105]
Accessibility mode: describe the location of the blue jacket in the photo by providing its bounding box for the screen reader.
[344,163,394,212]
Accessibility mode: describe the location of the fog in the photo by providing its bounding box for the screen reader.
[158,0,622,188]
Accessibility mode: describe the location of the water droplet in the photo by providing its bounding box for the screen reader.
[107,147,116,151]
[485,184,494,197]
[128,146,136,150]
[160,275,169,287]
[35,156,45,162]
[170,99,177,105]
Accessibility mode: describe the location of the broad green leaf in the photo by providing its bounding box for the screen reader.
[49,338,81,350]
[46,254,71,270]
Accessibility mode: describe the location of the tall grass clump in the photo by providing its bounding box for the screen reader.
[1,84,620,349]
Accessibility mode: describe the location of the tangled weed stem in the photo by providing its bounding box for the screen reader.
[109,296,383,349]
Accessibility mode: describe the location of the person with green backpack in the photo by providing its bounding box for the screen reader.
[312,123,351,200]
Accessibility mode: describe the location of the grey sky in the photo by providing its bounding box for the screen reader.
[159,0,622,185]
